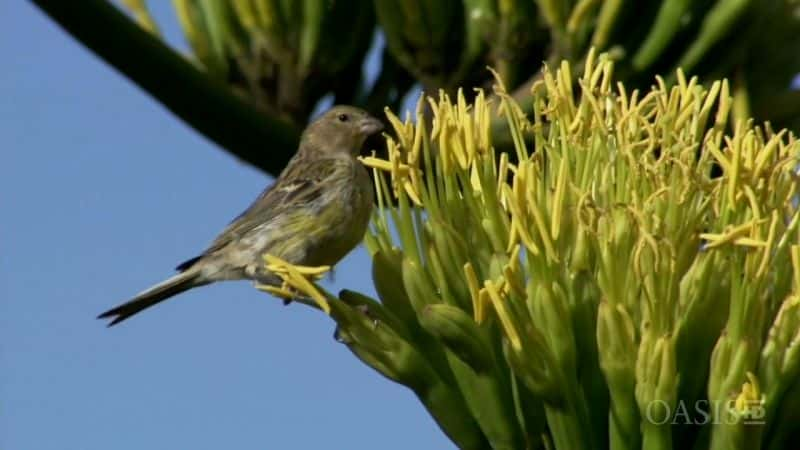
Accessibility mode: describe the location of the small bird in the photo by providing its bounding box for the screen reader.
[98,105,383,326]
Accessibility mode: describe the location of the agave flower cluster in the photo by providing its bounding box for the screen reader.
[265,51,800,450]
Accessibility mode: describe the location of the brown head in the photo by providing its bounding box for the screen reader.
[299,105,384,156]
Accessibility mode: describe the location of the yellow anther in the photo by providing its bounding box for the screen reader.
[263,254,331,314]
[484,280,522,351]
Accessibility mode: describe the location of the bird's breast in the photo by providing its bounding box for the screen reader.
[302,161,374,266]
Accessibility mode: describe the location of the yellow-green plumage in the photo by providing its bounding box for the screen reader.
[257,155,373,269]
[98,106,383,326]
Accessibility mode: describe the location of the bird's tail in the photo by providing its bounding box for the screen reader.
[98,270,204,327]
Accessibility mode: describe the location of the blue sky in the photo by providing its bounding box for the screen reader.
[1,2,449,449]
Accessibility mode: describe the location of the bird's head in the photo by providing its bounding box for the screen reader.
[300,105,384,156]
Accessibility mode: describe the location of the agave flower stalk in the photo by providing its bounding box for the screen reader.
[265,50,800,450]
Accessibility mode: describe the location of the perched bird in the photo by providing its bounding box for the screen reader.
[98,105,383,326]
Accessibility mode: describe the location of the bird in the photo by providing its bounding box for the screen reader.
[98,105,383,326]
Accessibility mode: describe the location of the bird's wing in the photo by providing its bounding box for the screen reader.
[199,156,348,256]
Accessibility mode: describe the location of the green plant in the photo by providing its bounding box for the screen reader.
[267,52,800,449]
[31,0,800,175]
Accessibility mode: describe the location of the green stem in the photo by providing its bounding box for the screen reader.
[544,404,588,450]
[641,421,673,450]
[29,0,301,176]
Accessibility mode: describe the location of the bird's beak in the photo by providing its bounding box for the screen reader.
[359,116,384,136]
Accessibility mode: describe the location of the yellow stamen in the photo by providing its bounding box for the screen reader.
[403,180,423,206]
[484,280,522,351]
[463,263,482,322]
[264,254,331,277]
[255,283,296,299]
[359,155,411,175]
[551,154,568,240]
[756,212,779,278]
[384,107,411,149]
[732,372,764,417]
[263,254,331,314]
[700,218,769,248]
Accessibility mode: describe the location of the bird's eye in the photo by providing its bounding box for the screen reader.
[337,113,349,122]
